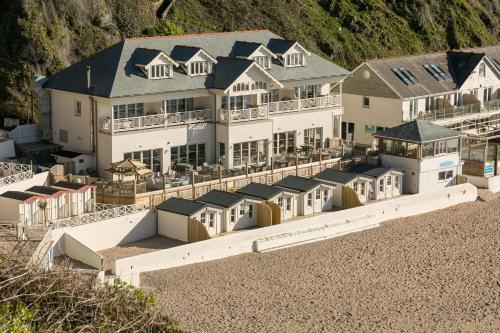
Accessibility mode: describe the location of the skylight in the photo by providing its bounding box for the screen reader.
[392,67,418,86]
[491,57,500,71]
[423,64,448,81]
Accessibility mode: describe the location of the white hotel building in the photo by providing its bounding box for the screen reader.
[36,30,349,177]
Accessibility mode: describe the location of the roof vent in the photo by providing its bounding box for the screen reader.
[86,66,92,91]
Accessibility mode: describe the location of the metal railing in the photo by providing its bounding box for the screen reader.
[101,109,214,133]
[423,100,499,121]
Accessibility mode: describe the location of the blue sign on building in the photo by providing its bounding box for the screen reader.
[484,165,494,174]
[439,161,454,168]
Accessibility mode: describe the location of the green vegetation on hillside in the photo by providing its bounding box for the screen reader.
[0,0,498,121]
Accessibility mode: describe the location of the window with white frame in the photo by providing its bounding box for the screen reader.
[248,205,253,218]
[170,143,206,167]
[434,140,447,155]
[200,213,206,224]
[323,189,328,204]
[150,64,171,79]
[315,189,321,200]
[387,176,392,186]
[240,205,245,216]
[286,197,291,211]
[124,149,162,173]
[304,128,322,150]
[221,95,253,110]
[293,85,320,99]
[394,175,400,189]
[161,98,194,113]
[286,53,304,67]
[278,197,283,207]
[353,181,358,192]
[233,140,267,166]
[379,179,384,192]
[260,89,279,104]
[75,101,82,117]
[438,170,454,181]
[208,213,215,228]
[273,131,295,154]
[409,99,418,120]
[189,61,210,75]
[360,183,366,196]
[113,103,144,119]
[479,63,486,77]
[307,192,313,207]
[230,208,236,223]
[254,56,271,69]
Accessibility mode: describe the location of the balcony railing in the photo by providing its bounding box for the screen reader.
[218,105,269,124]
[269,94,341,114]
[101,109,213,133]
[422,100,500,121]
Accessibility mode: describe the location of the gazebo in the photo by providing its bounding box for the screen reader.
[106,159,152,194]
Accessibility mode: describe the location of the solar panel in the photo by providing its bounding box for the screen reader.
[424,64,448,81]
[392,68,412,85]
[491,58,500,71]
[399,68,419,84]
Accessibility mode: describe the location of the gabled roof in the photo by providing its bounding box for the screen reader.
[44,30,349,97]
[346,164,401,178]
[197,190,249,208]
[26,186,67,196]
[212,57,283,92]
[231,41,277,58]
[362,45,500,99]
[374,120,462,142]
[313,169,359,185]
[53,181,96,190]
[274,176,321,192]
[236,182,284,200]
[156,197,213,216]
[0,191,46,202]
[170,45,216,63]
[447,51,485,88]
[267,39,310,56]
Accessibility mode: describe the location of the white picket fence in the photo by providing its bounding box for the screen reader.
[0,161,33,187]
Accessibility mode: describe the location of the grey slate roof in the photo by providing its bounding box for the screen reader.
[231,41,262,57]
[156,197,210,216]
[236,182,284,200]
[274,176,321,192]
[365,45,500,98]
[374,120,461,142]
[53,181,95,190]
[346,164,398,178]
[213,57,254,90]
[44,30,350,98]
[134,48,163,66]
[0,191,44,201]
[27,186,66,196]
[447,51,485,87]
[170,45,203,62]
[268,38,296,55]
[197,189,248,208]
[313,169,359,185]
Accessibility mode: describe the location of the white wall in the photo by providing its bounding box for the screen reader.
[112,183,477,286]
[0,197,21,224]
[62,233,103,270]
[466,174,500,193]
[158,210,188,242]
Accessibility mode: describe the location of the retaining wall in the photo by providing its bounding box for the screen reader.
[62,233,103,270]
[466,174,500,193]
[113,183,477,286]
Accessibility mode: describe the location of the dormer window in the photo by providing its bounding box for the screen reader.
[150,64,171,79]
[286,53,304,67]
[190,61,211,76]
[254,56,271,69]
